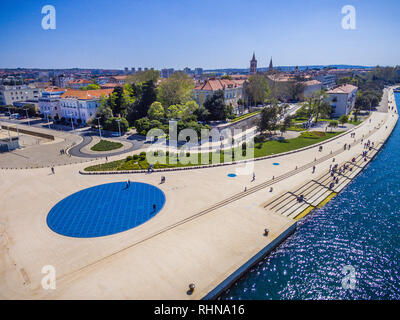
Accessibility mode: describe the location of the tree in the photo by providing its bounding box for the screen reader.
[355,93,371,111]
[194,106,210,122]
[134,117,150,135]
[257,105,279,134]
[157,72,194,107]
[104,117,129,133]
[203,90,226,120]
[127,70,160,84]
[180,100,199,119]
[147,101,165,121]
[328,120,338,132]
[109,86,130,117]
[96,98,114,125]
[126,80,157,124]
[280,116,292,136]
[338,115,348,126]
[81,84,100,90]
[246,74,270,106]
[166,104,181,119]
[225,104,234,120]
[311,91,331,122]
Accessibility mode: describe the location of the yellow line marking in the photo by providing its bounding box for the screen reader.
[294,206,314,220]
[294,192,338,221]
[317,192,337,208]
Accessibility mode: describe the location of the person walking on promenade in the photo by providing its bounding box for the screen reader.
[51,167,55,175]
[312,165,316,174]
[252,172,255,181]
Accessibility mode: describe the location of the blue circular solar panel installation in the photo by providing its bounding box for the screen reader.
[47,182,166,238]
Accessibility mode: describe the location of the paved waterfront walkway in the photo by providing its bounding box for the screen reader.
[0,87,397,300]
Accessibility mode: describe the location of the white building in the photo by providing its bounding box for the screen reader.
[326,84,358,117]
[0,84,42,105]
[38,87,66,120]
[59,89,113,124]
[303,80,322,99]
[312,73,336,89]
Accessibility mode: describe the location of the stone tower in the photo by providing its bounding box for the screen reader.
[250,52,257,75]
[269,57,274,72]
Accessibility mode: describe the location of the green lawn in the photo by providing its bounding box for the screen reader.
[230,110,261,123]
[90,139,123,152]
[85,131,342,172]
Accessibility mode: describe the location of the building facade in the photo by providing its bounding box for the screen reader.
[326,84,358,117]
[194,78,245,115]
[161,68,174,78]
[312,73,336,89]
[302,80,322,99]
[38,87,66,119]
[109,76,128,84]
[59,89,113,124]
[0,84,42,105]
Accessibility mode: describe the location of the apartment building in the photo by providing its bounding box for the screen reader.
[0,84,42,105]
[326,84,358,117]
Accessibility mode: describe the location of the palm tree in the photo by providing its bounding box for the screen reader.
[328,120,338,132]
[312,90,330,123]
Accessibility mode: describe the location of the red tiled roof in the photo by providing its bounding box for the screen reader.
[61,89,113,100]
[44,86,65,92]
[194,79,245,91]
[100,83,123,89]
[111,75,128,80]
[327,84,358,94]
[67,79,92,85]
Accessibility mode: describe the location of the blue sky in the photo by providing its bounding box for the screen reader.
[0,0,399,69]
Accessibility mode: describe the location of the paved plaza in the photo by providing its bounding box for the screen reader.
[0,88,397,299]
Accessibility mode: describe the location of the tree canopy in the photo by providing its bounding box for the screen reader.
[203,90,226,120]
[157,72,194,107]
[246,74,270,105]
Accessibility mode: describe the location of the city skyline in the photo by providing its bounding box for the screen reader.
[1,0,399,69]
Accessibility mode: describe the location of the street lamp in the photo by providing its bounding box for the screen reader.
[23,108,30,126]
[67,113,74,131]
[44,111,51,129]
[116,118,121,137]
[96,117,102,139]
